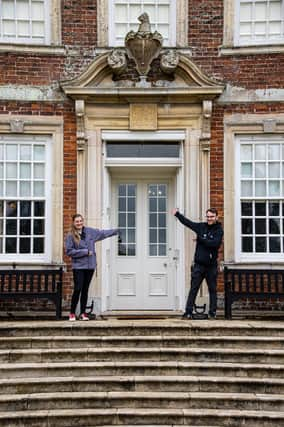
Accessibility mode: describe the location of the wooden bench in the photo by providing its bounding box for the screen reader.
[0,266,63,319]
[224,266,284,319]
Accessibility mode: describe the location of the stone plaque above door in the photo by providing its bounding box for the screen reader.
[129,103,157,130]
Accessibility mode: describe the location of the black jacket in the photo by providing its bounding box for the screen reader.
[175,211,223,266]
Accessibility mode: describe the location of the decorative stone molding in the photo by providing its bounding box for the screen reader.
[200,100,212,152]
[160,50,179,74]
[107,49,127,76]
[75,100,87,151]
[10,119,25,133]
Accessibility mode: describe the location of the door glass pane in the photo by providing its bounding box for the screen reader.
[117,183,136,256]
[148,183,167,257]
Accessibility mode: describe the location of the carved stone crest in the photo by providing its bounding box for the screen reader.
[125,13,163,77]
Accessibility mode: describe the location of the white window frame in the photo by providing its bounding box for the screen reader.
[0,134,52,263]
[235,134,284,262]
[0,0,61,48]
[108,0,176,47]
[0,115,63,266]
[235,0,284,46]
[98,0,188,48]
[222,0,284,55]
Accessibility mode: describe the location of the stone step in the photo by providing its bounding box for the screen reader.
[1,334,284,349]
[1,375,284,395]
[0,391,283,412]
[0,407,283,427]
[1,320,284,338]
[0,361,283,381]
[0,347,283,364]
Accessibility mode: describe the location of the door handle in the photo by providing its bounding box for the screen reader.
[163,263,167,267]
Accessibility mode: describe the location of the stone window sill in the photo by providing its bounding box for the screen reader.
[219,44,284,56]
[0,43,66,55]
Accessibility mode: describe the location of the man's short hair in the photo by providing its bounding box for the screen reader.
[206,208,218,216]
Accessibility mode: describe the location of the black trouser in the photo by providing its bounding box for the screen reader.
[71,269,94,314]
[184,263,218,316]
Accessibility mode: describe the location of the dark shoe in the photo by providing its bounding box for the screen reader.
[182,312,192,320]
[208,312,216,320]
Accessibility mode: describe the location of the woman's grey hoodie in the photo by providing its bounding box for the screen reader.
[65,226,118,270]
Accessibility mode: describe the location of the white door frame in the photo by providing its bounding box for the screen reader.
[101,130,185,312]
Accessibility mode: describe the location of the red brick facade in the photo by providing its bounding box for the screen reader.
[0,1,283,315]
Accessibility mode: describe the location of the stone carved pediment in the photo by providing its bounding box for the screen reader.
[61,53,224,101]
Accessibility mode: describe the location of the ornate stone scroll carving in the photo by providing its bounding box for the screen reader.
[200,100,212,152]
[160,50,179,74]
[10,119,24,133]
[107,49,127,76]
[125,13,163,77]
[75,100,87,151]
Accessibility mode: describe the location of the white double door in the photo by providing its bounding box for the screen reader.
[110,179,175,310]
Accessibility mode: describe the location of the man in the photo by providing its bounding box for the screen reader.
[172,208,223,319]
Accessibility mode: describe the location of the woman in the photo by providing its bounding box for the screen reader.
[65,214,118,321]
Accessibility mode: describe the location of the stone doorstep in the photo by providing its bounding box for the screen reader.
[0,319,284,338]
[0,391,284,412]
[1,334,284,350]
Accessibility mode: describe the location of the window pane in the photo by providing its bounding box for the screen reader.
[20,219,31,235]
[255,163,266,178]
[255,181,266,196]
[255,218,266,234]
[269,218,280,234]
[256,237,266,252]
[20,181,31,197]
[6,163,17,179]
[269,163,280,178]
[33,181,44,196]
[241,181,252,196]
[241,145,252,161]
[6,181,17,197]
[6,237,16,253]
[241,163,253,177]
[6,219,17,235]
[242,237,253,252]
[34,201,45,216]
[6,201,17,217]
[34,219,44,235]
[20,238,30,253]
[34,145,45,160]
[269,202,279,216]
[255,144,266,160]
[242,218,252,234]
[269,144,280,160]
[33,163,44,179]
[20,163,31,179]
[269,181,280,196]
[33,237,44,253]
[255,202,266,216]
[20,201,31,216]
[31,1,44,20]
[6,145,17,160]
[241,202,253,216]
[20,145,31,160]
[269,237,280,252]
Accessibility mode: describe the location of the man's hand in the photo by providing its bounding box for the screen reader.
[171,208,179,216]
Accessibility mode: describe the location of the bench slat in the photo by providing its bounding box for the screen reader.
[0,267,63,319]
[224,267,284,319]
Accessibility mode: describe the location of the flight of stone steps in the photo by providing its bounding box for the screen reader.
[0,319,283,427]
